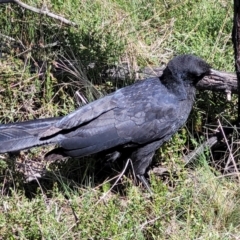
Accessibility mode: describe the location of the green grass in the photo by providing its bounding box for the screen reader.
[0,0,239,239]
[1,163,240,239]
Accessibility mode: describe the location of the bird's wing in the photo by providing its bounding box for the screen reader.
[41,77,182,146]
[40,94,117,137]
[40,78,159,138]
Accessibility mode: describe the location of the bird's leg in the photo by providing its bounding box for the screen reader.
[137,174,153,194]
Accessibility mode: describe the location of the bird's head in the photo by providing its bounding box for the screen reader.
[161,54,212,100]
[165,54,211,85]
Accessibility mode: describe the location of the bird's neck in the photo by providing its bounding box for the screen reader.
[161,72,196,101]
[184,83,196,102]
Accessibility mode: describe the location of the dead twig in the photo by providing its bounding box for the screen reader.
[183,136,218,164]
[1,0,77,27]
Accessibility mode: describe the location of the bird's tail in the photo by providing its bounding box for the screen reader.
[0,117,62,153]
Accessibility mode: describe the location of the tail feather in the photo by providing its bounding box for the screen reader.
[0,117,62,153]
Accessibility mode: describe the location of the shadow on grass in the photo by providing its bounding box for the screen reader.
[22,155,146,199]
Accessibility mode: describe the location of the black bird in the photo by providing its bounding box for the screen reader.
[0,54,216,190]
